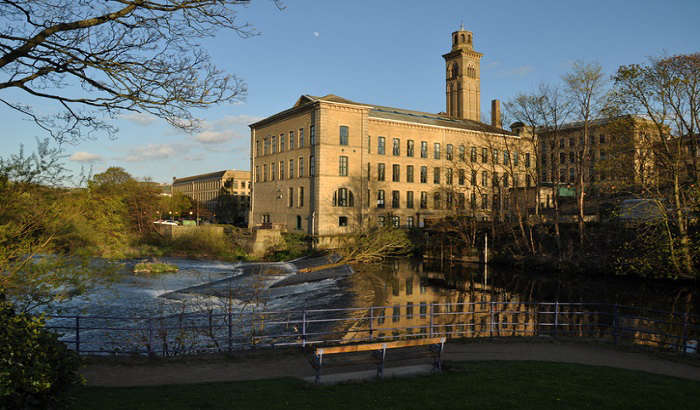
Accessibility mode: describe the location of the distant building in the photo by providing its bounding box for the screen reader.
[515,115,660,190]
[172,170,251,224]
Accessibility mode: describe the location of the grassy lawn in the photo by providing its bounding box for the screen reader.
[70,361,700,410]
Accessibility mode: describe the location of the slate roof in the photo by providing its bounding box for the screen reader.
[173,170,228,184]
[251,94,515,136]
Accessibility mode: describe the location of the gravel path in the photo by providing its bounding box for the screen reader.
[80,341,700,387]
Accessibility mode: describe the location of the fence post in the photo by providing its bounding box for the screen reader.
[554,302,559,338]
[613,304,619,346]
[228,311,233,354]
[147,318,153,356]
[302,310,307,348]
[429,304,434,337]
[369,307,374,341]
[489,302,494,338]
[75,315,80,355]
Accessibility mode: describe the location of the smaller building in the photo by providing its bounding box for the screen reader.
[172,170,251,224]
[515,115,660,189]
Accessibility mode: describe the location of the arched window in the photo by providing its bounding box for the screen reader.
[451,63,459,79]
[453,34,457,44]
[468,34,472,43]
[332,188,354,207]
[460,34,465,42]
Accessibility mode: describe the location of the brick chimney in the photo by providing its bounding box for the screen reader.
[491,99,502,129]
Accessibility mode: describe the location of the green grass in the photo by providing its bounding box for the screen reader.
[133,262,178,274]
[70,361,700,410]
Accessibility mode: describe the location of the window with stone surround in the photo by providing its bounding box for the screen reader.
[339,126,349,145]
[339,156,348,176]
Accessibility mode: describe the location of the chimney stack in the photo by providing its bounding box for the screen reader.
[491,99,502,129]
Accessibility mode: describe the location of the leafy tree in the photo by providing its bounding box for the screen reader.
[611,53,700,277]
[215,190,247,225]
[1,141,115,311]
[89,167,160,234]
[0,0,282,142]
[159,192,193,220]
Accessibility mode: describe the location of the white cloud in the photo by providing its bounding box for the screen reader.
[69,151,103,162]
[124,144,178,162]
[183,154,205,161]
[195,130,235,144]
[120,112,157,126]
[499,65,534,77]
[313,32,320,38]
[185,114,259,145]
[212,114,263,127]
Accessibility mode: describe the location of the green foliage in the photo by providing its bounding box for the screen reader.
[264,233,313,261]
[143,229,248,261]
[1,141,117,312]
[159,193,193,220]
[0,297,82,410]
[214,192,247,225]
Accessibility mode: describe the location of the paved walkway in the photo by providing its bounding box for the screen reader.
[80,341,700,387]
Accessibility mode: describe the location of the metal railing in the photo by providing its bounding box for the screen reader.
[44,302,699,357]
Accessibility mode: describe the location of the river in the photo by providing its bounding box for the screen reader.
[45,256,698,355]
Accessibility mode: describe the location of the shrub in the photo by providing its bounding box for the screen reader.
[264,233,313,261]
[337,225,412,263]
[0,296,82,409]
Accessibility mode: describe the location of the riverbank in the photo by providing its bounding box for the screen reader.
[78,339,700,386]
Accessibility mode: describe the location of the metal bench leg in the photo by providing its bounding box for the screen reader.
[314,353,322,384]
[376,347,386,379]
[431,341,444,372]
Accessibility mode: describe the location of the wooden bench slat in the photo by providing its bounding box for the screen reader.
[316,337,445,355]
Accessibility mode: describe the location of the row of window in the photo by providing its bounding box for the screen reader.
[330,187,506,211]
[256,125,316,157]
[255,156,316,182]
[174,179,221,191]
[368,137,531,167]
[541,167,608,184]
[366,162,533,188]
[546,134,608,150]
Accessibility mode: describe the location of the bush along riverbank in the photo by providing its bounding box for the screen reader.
[422,219,700,280]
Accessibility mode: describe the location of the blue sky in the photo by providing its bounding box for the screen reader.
[2,0,699,184]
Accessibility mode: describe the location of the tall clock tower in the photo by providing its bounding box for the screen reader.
[442,26,482,121]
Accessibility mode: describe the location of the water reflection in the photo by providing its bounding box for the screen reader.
[340,259,698,350]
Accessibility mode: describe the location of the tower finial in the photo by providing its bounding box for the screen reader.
[460,20,464,30]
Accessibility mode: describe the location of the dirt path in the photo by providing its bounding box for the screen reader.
[80,341,700,387]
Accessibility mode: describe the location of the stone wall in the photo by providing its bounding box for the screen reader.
[154,224,224,239]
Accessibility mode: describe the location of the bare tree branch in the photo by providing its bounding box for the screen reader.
[0,0,278,143]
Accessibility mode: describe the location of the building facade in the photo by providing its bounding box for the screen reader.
[172,169,251,224]
[249,28,536,243]
[516,116,660,192]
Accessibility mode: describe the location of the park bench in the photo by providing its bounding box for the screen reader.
[310,337,446,383]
